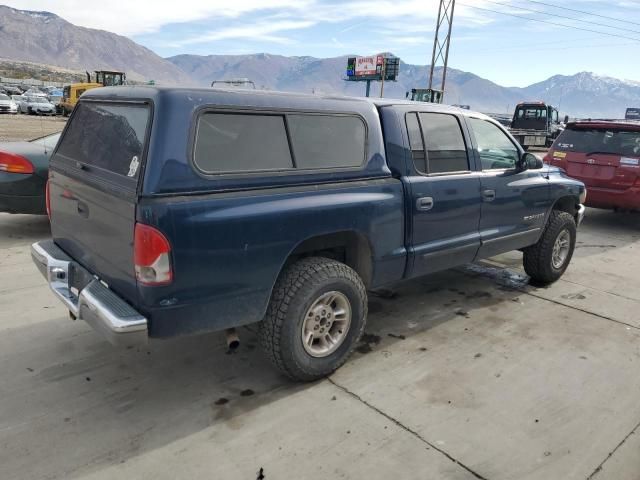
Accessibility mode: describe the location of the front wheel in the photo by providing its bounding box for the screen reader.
[523,211,576,284]
[259,257,368,381]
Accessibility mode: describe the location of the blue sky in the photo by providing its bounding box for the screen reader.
[7,0,640,87]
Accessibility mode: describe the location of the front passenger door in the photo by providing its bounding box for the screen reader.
[467,118,550,259]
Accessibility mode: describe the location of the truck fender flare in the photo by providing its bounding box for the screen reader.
[262,230,375,320]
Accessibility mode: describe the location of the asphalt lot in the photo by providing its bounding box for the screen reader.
[1,130,639,479]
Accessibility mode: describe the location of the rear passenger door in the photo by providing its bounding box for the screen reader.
[405,111,483,277]
[466,117,550,259]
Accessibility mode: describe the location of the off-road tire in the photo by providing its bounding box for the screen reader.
[259,257,367,381]
[523,210,576,284]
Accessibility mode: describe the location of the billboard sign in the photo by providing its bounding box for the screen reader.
[346,54,400,82]
[354,55,383,76]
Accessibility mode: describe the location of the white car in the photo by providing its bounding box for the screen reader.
[0,93,18,114]
[23,88,48,98]
[19,96,56,115]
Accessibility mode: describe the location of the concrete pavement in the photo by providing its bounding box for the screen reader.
[0,209,639,480]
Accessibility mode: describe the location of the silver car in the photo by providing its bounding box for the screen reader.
[0,93,18,114]
[19,96,56,115]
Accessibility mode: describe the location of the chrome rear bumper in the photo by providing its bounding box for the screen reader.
[31,240,148,346]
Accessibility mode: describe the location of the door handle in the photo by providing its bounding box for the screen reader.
[482,189,496,202]
[416,196,434,211]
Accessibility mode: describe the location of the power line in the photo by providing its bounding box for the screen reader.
[482,0,640,36]
[520,0,640,27]
[456,41,637,55]
[458,2,640,42]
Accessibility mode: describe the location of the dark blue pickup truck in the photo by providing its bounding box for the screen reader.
[32,87,586,381]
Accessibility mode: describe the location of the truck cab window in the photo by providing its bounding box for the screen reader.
[517,107,546,120]
[419,113,469,173]
[469,118,520,170]
[406,113,427,173]
[406,112,469,174]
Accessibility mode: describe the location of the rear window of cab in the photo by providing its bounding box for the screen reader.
[193,111,366,174]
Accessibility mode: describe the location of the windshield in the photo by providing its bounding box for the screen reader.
[555,127,640,157]
[625,108,640,120]
[515,106,547,120]
[0,94,9,100]
[29,97,49,104]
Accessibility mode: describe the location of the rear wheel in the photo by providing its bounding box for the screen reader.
[259,257,367,381]
[523,210,576,284]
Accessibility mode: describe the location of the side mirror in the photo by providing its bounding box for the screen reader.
[518,152,544,171]
[563,115,569,123]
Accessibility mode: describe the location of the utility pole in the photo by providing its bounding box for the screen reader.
[428,0,456,103]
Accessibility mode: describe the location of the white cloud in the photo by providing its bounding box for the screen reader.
[2,0,312,35]
[174,19,316,46]
[4,0,515,37]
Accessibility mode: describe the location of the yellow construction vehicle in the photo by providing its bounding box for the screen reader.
[60,70,125,116]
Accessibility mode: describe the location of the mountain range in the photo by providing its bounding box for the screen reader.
[0,5,191,84]
[167,54,640,117]
[1,5,638,117]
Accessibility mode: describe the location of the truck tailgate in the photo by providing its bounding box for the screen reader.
[49,172,138,303]
[48,100,151,304]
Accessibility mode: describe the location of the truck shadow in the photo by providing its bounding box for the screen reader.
[1,263,532,478]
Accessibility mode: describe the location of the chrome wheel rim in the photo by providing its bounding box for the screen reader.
[301,291,352,358]
[552,229,571,269]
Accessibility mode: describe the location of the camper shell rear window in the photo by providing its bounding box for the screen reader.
[55,101,151,180]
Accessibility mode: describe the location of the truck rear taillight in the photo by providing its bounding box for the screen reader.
[134,223,173,286]
[0,151,34,174]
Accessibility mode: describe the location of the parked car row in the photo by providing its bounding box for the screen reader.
[0,84,63,115]
[0,83,61,97]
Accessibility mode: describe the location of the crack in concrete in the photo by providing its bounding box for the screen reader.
[586,419,640,479]
[459,261,640,332]
[559,277,640,303]
[327,378,490,480]
[522,290,640,331]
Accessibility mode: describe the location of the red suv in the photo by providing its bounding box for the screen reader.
[545,121,640,211]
